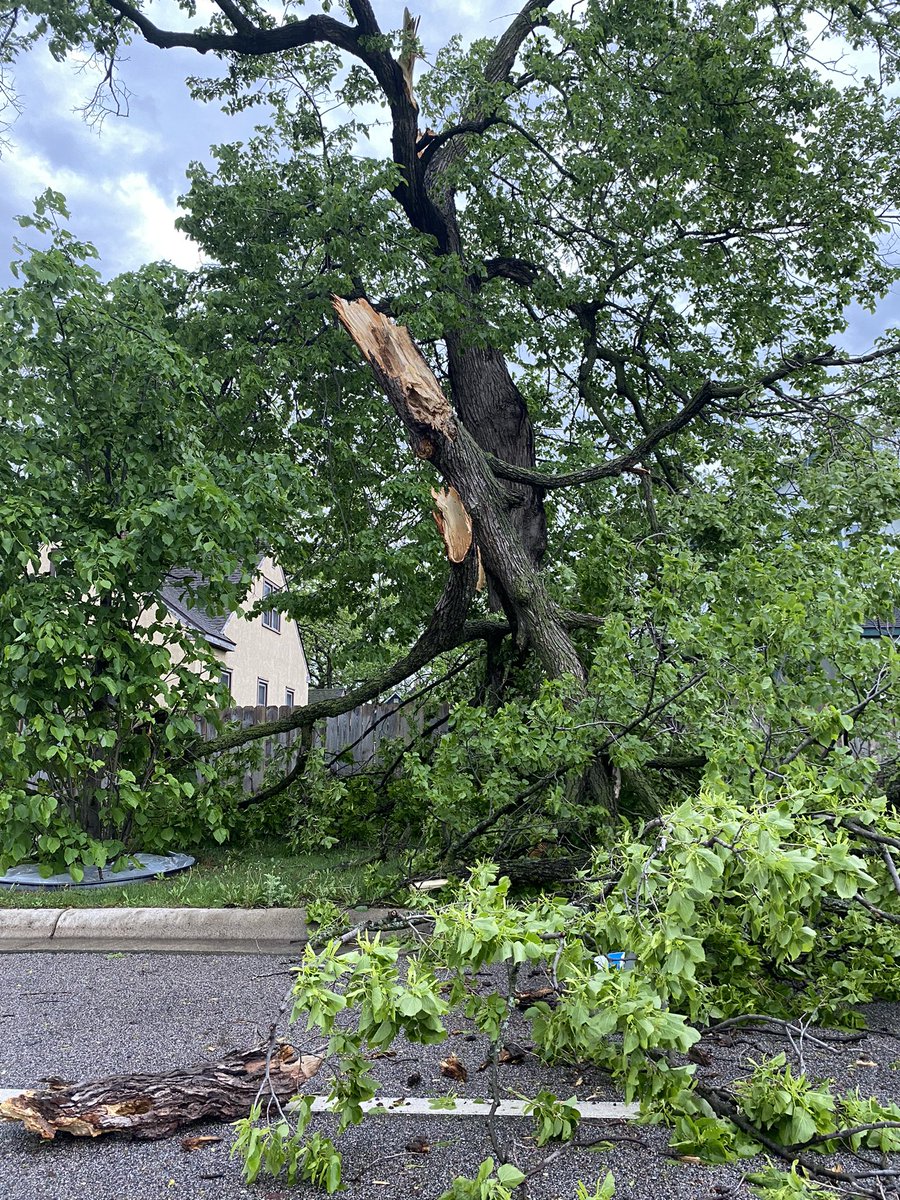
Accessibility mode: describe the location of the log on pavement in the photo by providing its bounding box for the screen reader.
[0,1042,322,1141]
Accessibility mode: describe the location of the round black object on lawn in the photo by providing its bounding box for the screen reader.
[0,852,195,889]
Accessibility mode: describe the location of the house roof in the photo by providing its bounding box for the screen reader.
[159,566,241,652]
[862,615,900,639]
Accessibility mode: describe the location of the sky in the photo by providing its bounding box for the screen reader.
[0,0,898,350]
[0,0,500,281]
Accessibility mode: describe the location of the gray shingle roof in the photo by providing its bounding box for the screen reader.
[159,567,243,652]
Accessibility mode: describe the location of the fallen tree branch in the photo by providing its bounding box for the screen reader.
[199,556,483,757]
[444,765,571,862]
[697,1082,889,1200]
[798,1120,900,1151]
[237,723,314,808]
[0,1044,322,1141]
[855,894,900,925]
[705,1014,864,1050]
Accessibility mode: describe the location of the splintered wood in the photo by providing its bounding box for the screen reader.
[332,296,481,573]
[399,8,420,109]
[331,297,456,451]
[431,486,473,563]
[0,1044,322,1141]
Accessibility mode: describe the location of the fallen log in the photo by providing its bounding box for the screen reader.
[490,855,589,888]
[0,1042,322,1141]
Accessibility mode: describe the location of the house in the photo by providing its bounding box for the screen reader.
[862,616,900,640]
[160,555,309,709]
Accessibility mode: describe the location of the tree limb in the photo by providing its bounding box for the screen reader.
[486,382,715,488]
[424,0,554,185]
[479,256,542,287]
[487,343,900,490]
[211,0,257,37]
[102,0,367,59]
[199,557,485,757]
[236,723,314,808]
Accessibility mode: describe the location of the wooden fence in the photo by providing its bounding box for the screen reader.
[197,699,449,794]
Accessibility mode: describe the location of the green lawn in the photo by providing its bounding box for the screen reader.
[0,842,375,909]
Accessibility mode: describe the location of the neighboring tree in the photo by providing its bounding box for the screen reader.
[0,194,297,873]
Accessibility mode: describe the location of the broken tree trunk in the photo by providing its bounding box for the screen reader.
[331,296,619,808]
[331,296,586,683]
[0,1043,322,1141]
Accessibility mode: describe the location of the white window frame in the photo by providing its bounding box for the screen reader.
[220,669,233,697]
[257,678,269,707]
[285,688,295,707]
[261,578,282,633]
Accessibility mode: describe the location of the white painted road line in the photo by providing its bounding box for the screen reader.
[0,1088,637,1121]
[303,1096,639,1120]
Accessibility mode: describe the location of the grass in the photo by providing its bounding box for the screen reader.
[0,840,376,910]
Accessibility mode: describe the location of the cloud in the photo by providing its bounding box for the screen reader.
[0,24,243,280]
[3,143,202,275]
[112,172,203,269]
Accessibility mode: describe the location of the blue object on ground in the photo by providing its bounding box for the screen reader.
[595,951,637,971]
[607,951,637,970]
[0,852,195,890]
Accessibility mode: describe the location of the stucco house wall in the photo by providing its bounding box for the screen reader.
[37,548,309,709]
[211,556,308,708]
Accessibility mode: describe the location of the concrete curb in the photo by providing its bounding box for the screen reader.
[0,906,398,954]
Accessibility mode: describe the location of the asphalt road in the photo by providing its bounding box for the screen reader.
[1,952,899,1200]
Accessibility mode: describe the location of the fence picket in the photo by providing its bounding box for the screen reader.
[198,700,449,793]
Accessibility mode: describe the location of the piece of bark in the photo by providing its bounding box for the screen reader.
[439,1053,468,1082]
[431,486,473,563]
[181,1134,223,1151]
[490,855,589,888]
[0,1043,322,1141]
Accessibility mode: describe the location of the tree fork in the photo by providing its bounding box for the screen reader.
[331,296,587,686]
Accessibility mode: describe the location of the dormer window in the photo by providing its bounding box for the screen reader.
[261,578,281,633]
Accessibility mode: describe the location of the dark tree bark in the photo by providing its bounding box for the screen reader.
[0,1044,322,1141]
[446,337,548,576]
[331,297,586,686]
[491,855,590,887]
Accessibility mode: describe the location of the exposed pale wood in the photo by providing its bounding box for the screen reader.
[0,1044,322,1141]
[331,297,456,451]
[399,7,420,108]
[431,486,473,563]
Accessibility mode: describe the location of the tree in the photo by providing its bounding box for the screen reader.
[0,194,301,872]
[7,7,900,1188]
[3,0,900,853]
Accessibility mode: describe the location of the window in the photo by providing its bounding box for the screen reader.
[257,678,268,706]
[285,688,295,707]
[261,578,281,633]
[219,669,233,696]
